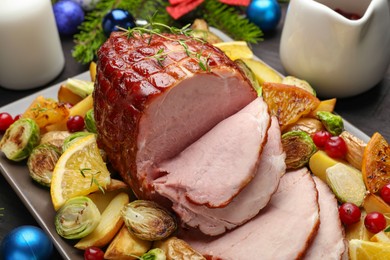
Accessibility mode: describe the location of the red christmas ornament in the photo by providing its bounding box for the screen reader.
[166,0,250,20]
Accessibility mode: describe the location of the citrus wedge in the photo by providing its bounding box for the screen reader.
[213,41,253,60]
[51,134,111,210]
[262,82,321,130]
[349,239,390,260]
[362,132,390,193]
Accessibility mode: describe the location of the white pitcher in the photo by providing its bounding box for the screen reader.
[280,0,390,98]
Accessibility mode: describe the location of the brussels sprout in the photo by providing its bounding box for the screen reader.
[55,196,101,239]
[84,109,97,133]
[316,111,344,136]
[282,76,316,96]
[282,130,317,170]
[64,78,94,98]
[62,131,93,151]
[121,200,177,241]
[0,118,40,161]
[235,59,262,96]
[27,144,61,187]
[40,130,71,152]
[141,248,166,260]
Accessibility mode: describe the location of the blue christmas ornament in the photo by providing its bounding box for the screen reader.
[247,0,281,32]
[0,225,53,260]
[102,9,136,37]
[53,0,85,36]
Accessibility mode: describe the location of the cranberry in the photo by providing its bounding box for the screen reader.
[0,112,15,132]
[312,130,332,148]
[324,136,347,158]
[13,114,22,121]
[66,115,85,133]
[84,247,104,260]
[380,184,390,205]
[364,212,387,234]
[339,202,361,225]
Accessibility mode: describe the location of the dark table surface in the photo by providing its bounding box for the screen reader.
[0,3,389,259]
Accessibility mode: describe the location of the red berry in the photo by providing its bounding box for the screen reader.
[312,130,332,148]
[324,136,348,158]
[0,112,15,132]
[380,184,390,204]
[13,114,22,121]
[364,212,387,234]
[66,115,85,133]
[339,202,361,225]
[84,246,104,260]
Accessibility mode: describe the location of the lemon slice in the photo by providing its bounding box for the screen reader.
[213,41,253,60]
[51,134,111,210]
[349,239,390,260]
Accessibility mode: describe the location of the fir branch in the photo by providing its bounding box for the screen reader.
[72,0,171,64]
[202,0,263,44]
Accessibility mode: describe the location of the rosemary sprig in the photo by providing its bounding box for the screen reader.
[79,168,105,194]
[0,207,4,217]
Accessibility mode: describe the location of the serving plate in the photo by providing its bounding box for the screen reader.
[0,29,371,259]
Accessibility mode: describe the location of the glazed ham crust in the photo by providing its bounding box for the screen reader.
[94,32,256,201]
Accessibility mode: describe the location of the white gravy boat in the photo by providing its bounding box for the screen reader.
[280,0,390,97]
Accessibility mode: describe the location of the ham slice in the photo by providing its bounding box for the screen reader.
[181,168,320,259]
[155,97,270,208]
[154,115,285,236]
[94,32,257,202]
[304,177,347,259]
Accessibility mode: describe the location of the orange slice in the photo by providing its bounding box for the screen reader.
[362,132,390,193]
[262,82,320,130]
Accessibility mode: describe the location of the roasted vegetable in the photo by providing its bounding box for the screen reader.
[121,200,177,241]
[316,111,344,136]
[39,130,71,152]
[64,78,94,99]
[155,237,206,260]
[62,131,93,151]
[141,248,166,260]
[27,144,61,187]
[282,130,317,170]
[55,196,101,240]
[0,118,40,161]
[326,163,366,207]
[282,118,324,135]
[235,59,262,95]
[282,76,316,96]
[340,131,366,170]
[84,109,97,133]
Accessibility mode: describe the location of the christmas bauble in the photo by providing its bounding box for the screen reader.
[0,226,53,260]
[53,0,85,36]
[102,9,136,37]
[247,0,281,32]
[72,0,100,11]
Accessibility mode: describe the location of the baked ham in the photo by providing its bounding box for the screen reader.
[180,168,320,259]
[304,177,347,259]
[154,115,285,236]
[94,31,257,202]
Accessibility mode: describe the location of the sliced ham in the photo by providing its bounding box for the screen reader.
[304,177,347,259]
[155,97,270,208]
[94,32,257,202]
[154,115,285,236]
[180,168,320,260]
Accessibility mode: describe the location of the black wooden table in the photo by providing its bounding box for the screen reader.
[1,4,389,259]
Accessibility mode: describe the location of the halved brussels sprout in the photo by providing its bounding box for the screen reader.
[121,200,177,241]
[40,130,71,152]
[316,111,344,136]
[141,248,166,260]
[282,130,317,170]
[0,118,40,161]
[62,131,93,151]
[155,237,206,260]
[27,144,61,187]
[55,196,101,239]
[85,109,97,134]
[235,59,262,96]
